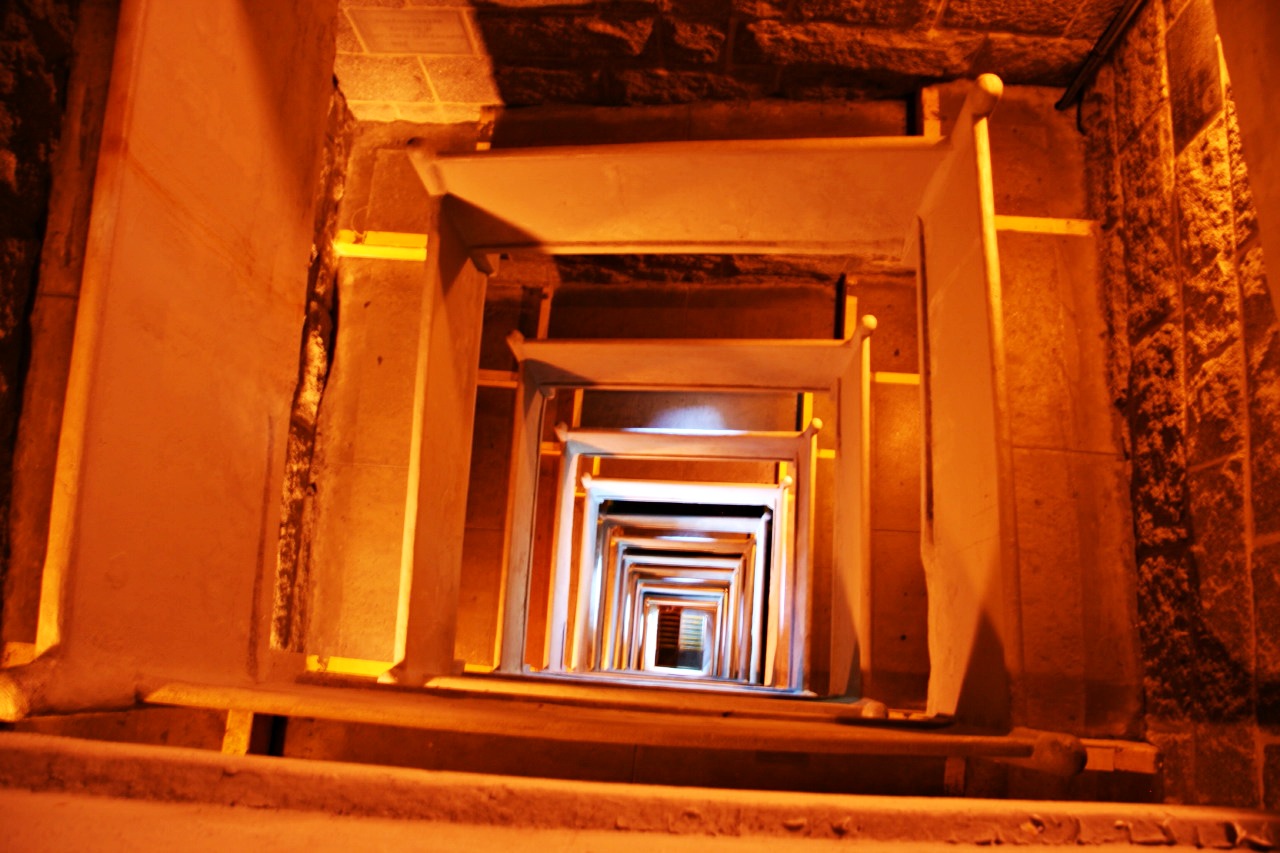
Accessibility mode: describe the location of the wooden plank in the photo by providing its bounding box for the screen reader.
[393,217,489,683]
[146,680,1045,761]
[411,137,947,261]
[509,332,856,392]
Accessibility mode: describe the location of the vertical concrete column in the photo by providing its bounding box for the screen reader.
[830,313,874,697]
[393,215,488,683]
[916,76,1020,728]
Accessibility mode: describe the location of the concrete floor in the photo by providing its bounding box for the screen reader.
[1,788,970,853]
[2,732,1277,850]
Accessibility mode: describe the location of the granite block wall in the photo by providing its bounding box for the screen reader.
[1082,0,1280,809]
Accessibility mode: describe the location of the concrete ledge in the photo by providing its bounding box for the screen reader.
[1,732,1276,848]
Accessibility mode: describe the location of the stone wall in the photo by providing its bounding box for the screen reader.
[331,0,1127,121]
[1082,0,1280,809]
[0,0,80,649]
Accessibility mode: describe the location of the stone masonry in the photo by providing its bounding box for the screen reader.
[0,0,80,649]
[333,0,1128,122]
[1082,0,1280,810]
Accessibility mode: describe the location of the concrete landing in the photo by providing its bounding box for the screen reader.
[1,732,1277,850]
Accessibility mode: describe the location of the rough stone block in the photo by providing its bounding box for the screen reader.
[662,19,727,65]
[1175,115,1232,281]
[1082,64,1123,229]
[334,54,432,103]
[1193,723,1258,807]
[774,65,906,100]
[1186,459,1251,668]
[790,0,933,29]
[733,0,784,19]
[941,0,1075,36]
[1119,107,1178,339]
[1129,324,1188,549]
[969,35,1093,87]
[1138,552,1198,720]
[476,12,655,62]
[1066,0,1129,39]
[493,67,602,106]
[1242,246,1280,537]
[1165,0,1222,153]
[1146,728,1193,803]
[687,98,909,141]
[1254,542,1280,729]
[1185,345,1244,465]
[1183,259,1239,374]
[740,21,983,77]
[1138,547,1253,723]
[1224,92,1258,248]
[608,68,764,105]
[1112,0,1169,147]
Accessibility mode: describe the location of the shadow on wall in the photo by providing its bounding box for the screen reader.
[467,2,928,111]
[955,614,1011,730]
[1139,542,1266,725]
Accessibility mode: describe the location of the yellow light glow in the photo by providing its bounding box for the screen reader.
[304,655,393,677]
[332,230,428,261]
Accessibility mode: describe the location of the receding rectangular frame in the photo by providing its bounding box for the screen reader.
[497,345,866,698]
[593,521,765,682]
[552,420,821,680]
[570,477,794,687]
[614,553,751,680]
[477,79,1003,708]
[640,595,724,678]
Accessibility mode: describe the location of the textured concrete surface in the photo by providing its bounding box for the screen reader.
[3,732,1278,848]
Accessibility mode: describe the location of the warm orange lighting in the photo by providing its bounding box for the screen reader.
[332,230,428,261]
[304,654,393,677]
